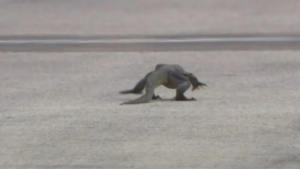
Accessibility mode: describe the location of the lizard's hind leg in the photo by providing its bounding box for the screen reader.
[121,71,167,105]
[119,71,162,100]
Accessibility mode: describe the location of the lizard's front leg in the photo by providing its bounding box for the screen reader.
[174,81,196,101]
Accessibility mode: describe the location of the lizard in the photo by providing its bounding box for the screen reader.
[119,64,206,105]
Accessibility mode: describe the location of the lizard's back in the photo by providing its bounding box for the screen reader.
[154,64,188,89]
[155,64,186,74]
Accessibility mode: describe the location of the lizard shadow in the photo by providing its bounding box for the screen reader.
[155,98,197,102]
[120,97,196,102]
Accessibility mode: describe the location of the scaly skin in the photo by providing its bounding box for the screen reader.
[119,64,206,105]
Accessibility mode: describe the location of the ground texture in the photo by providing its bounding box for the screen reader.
[1,52,300,169]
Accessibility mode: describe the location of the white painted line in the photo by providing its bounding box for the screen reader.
[0,37,300,44]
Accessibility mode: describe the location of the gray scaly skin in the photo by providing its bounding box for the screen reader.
[119,64,206,105]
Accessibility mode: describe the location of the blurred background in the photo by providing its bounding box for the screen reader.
[0,0,299,36]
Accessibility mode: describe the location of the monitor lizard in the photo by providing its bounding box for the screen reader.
[119,64,206,105]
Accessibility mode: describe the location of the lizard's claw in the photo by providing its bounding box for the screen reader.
[152,95,162,100]
[190,97,196,101]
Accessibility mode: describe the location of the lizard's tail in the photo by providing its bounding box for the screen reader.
[119,89,140,94]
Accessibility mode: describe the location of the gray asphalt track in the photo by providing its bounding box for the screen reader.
[1,0,300,168]
[1,52,300,169]
[0,34,300,52]
[1,0,299,36]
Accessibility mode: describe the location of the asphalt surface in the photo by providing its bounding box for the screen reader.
[1,0,300,168]
[1,52,300,169]
[1,0,299,36]
[0,34,300,52]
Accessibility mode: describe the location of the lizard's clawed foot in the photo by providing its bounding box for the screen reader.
[189,97,197,101]
[152,95,162,100]
[174,95,196,101]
